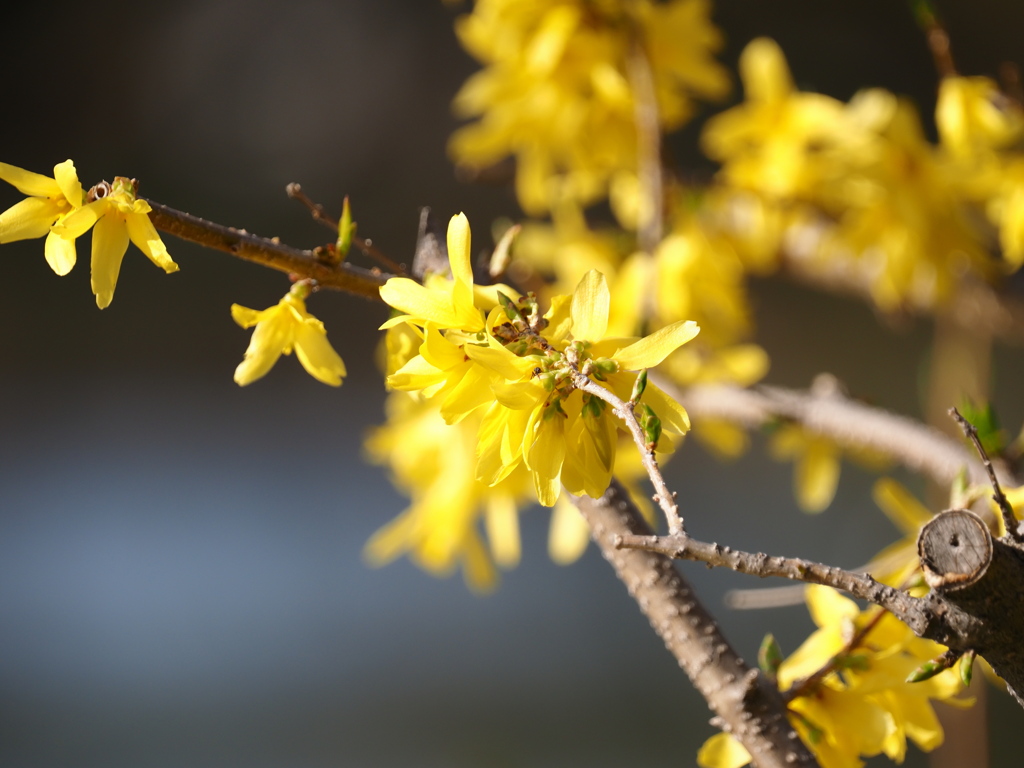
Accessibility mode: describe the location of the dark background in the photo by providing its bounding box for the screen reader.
[1,2,1023,766]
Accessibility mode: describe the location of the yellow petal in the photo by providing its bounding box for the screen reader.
[0,162,61,198]
[806,584,858,629]
[379,278,466,329]
[52,160,84,208]
[740,38,793,104]
[0,197,63,243]
[548,494,591,564]
[570,269,609,341]
[439,361,494,424]
[231,304,265,328]
[696,732,751,768]
[613,320,700,370]
[796,438,841,513]
[465,341,537,380]
[528,410,566,507]
[234,309,291,386]
[125,211,178,273]
[54,200,103,239]
[90,212,130,309]
[44,230,77,275]
[294,321,346,386]
[872,478,933,535]
[485,495,521,568]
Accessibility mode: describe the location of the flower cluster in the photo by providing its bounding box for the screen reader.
[699,585,969,768]
[379,212,696,506]
[703,38,1024,311]
[449,0,728,214]
[0,160,178,308]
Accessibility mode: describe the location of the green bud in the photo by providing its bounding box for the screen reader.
[959,650,976,688]
[591,358,619,378]
[497,291,525,323]
[336,196,357,261]
[629,369,648,404]
[906,660,943,684]
[757,633,783,680]
[639,404,662,449]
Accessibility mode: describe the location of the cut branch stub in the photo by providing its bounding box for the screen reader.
[918,508,1024,707]
[919,509,992,590]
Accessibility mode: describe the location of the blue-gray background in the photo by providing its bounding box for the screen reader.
[2,2,1023,766]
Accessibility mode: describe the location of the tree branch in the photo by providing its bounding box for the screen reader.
[671,377,1018,491]
[575,480,819,768]
[145,199,391,301]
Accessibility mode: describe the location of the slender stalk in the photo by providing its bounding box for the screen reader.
[145,199,391,300]
[566,351,684,535]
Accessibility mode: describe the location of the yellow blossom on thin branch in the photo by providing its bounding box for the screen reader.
[231,281,346,387]
[0,159,83,276]
[53,176,179,308]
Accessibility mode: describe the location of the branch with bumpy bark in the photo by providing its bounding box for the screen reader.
[145,199,390,300]
[576,480,819,768]
[616,508,1024,708]
[673,376,1014,490]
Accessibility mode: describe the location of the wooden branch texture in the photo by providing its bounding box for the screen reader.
[576,481,819,768]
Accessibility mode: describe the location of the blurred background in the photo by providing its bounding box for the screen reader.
[1,1,1023,766]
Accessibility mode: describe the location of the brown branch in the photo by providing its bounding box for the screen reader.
[144,199,391,301]
[575,481,819,768]
[671,377,1018,492]
[950,406,1023,542]
[626,36,664,256]
[567,356,684,535]
[615,530,929,635]
[284,183,406,274]
[779,256,1024,346]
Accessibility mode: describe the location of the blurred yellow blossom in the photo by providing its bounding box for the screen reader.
[450,0,728,213]
[699,585,968,768]
[0,159,83,276]
[53,176,178,308]
[231,282,346,387]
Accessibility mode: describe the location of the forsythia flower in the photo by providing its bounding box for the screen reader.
[365,391,534,591]
[379,212,697,507]
[450,0,728,213]
[704,38,992,311]
[699,586,969,768]
[231,281,346,387]
[53,176,178,308]
[0,159,83,276]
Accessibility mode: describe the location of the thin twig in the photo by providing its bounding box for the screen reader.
[614,530,928,635]
[566,352,684,535]
[909,0,957,77]
[626,36,664,255]
[285,183,406,274]
[145,199,391,301]
[949,406,1022,541]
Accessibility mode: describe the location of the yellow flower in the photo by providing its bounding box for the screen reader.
[768,425,842,513]
[699,585,970,768]
[53,176,178,308]
[230,282,346,387]
[380,213,697,508]
[379,212,484,332]
[0,159,83,276]
[865,478,933,585]
[450,0,727,213]
[364,391,536,591]
[936,76,1024,159]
